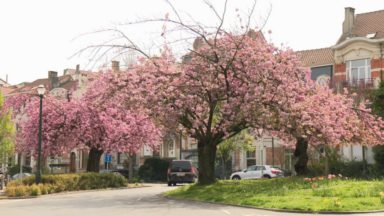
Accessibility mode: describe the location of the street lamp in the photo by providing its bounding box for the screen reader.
[35,85,45,184]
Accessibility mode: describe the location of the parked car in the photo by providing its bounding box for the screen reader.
[12,173,32,180]
[167,160,198,186]
[230,165,283,180]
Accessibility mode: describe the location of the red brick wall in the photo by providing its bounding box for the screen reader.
[371,58,384,69]
[333,74,346,82]
[371,58,384,79]
[334,63,346,73]
[333,63,347,83]
[372,71,380,79]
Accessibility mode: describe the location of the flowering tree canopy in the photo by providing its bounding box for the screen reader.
[7,84,161,172]
[90,32,321,183]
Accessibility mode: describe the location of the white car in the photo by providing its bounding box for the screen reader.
[12,173,32,180]
[230,165,283,180]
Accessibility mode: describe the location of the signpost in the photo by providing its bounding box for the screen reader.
[104,154,112,171]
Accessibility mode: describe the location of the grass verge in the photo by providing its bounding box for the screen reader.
[165,177,384,212]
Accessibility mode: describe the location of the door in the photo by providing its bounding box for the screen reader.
[254,165,266,178]
[243,165,257,179]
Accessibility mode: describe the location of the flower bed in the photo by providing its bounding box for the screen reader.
[5,173,127,197]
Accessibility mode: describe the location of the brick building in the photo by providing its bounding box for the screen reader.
[297,7,384,164]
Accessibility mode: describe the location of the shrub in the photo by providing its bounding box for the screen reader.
[5,173,127,197]
[30,184,41,196]
[138,157,170,182]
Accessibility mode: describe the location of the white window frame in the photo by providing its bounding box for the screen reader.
[143,145,153,157]
[168,140,175,158]
[346,59,371,85]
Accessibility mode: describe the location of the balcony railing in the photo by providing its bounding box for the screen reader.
[331,78,377,90]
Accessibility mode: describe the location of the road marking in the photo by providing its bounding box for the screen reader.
[220,209,231,215]
[136,197,142,201]
[242,214,268,216]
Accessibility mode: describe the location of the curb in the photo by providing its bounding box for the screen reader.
[163,195,384,215]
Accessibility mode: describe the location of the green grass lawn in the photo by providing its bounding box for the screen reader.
[165,177,384,212]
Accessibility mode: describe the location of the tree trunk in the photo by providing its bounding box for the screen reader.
[128,154,134,181]
[197,140,217,185]
[294,138,309,175]
[324,149,329,176]
[86,148,103,172]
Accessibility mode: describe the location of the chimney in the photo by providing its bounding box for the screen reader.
[6,74,8,83]
[112,61,120,72]
[48,71,59,89]
[343,7,355,36]
[193,37,204,50]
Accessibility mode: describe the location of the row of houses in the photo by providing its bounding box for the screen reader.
[2,6,383,176]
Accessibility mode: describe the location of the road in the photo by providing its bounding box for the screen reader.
[0,184,383,216]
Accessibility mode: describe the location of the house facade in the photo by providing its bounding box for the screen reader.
[297,7,384,164]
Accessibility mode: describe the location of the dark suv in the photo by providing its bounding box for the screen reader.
[167,160,197,186]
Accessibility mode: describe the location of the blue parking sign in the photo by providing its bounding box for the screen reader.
[104,154,112,163]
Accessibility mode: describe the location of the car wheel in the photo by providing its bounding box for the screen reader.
[167,182,172,186]
[173,182,177,186]
[263,174,271,179]
[232,175,241,180]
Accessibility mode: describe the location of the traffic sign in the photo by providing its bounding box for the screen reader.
[104,154,112,163]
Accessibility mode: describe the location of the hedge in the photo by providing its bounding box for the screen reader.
[6,173,127,197]
[138,157,170,182]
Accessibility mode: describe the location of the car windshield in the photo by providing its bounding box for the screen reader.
[171,161,192,172]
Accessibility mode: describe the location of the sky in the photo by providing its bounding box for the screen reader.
[1,0,384,85]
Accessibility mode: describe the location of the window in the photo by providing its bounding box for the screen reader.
[346,59,371,85]
[256,166,266,171]
[143,145,153,157]
[246,149,256,166]
[168,140,175,157]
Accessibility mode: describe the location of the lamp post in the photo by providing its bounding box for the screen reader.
[35,85,46,184]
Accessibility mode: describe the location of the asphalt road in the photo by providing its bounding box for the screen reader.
[0,184,383,216]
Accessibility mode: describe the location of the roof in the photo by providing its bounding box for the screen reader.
[9,78,51,95]
[296,47,334,67]
[0,86,16,95]
[8,76,78,95]
[338,9,384,43]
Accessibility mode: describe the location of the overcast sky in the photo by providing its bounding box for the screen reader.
[1,0,383,85]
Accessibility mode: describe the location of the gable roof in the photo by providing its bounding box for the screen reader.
[338,9,384,43]
[296,47,334,67]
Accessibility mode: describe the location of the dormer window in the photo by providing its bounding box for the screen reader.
[366,32,376,38]
[346,59,371,85]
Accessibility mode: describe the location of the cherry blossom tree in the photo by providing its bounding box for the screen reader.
[11,86,161,172]
[90,32,316,184]
[270,85,384,175]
